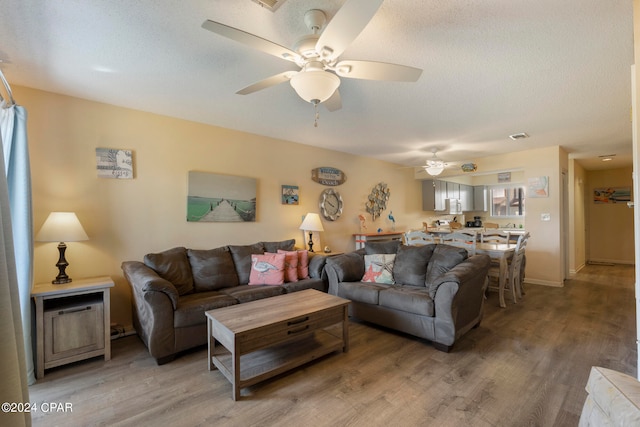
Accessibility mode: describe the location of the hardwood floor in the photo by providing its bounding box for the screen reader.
[28,264,637,427]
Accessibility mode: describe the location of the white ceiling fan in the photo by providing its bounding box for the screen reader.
[419,149,448,176]
[202,0,423,125]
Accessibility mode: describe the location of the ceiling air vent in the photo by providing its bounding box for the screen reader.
[250,0,286,12]
[509,132,529,140]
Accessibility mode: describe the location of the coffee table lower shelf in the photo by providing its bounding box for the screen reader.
[210,329,343,397]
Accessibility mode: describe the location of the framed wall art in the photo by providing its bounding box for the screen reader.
[187,171,257,222]
[96,148,133,179]
[527,176,549,198]
[593,187,631,204]
[281,185,299,205]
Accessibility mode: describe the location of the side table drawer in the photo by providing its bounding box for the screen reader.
[44,300,105,363]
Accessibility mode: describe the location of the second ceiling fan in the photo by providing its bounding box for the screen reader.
[202,0,423,123]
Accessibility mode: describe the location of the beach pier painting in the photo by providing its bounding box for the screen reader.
[187,171,257,222]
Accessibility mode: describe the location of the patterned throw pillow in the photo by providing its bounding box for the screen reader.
[248,253,286,285]
[277,250,299,282]
[362,254,396,284]
[297,250,309,279]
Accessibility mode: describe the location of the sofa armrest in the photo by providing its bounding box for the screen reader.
[431,255,490,343]
[308,253,327,279]
[429,254,490,299]
[325,251,365,295]
[122,261,179,310]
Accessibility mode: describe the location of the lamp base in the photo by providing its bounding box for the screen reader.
[307,231,315,253]
[52,242,72,285]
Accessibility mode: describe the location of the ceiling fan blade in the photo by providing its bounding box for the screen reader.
[202,20,301,63]
[335,60,423,81]
[323,89,342,111]
[315,0,384,62]
[236,71,298,95]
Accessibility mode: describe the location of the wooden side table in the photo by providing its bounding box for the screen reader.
[32,276,114,379]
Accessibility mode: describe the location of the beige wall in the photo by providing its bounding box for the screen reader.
[18,86,425,328]
[17,85,572,328]
[586,167,634,264]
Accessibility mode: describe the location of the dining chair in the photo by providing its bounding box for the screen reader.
[404,230,436,246]
[441,231,477,255]
[487,232,529,304]
[480,230,511,244]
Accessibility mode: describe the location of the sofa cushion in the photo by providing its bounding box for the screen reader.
[173,291,238,328]
[378,285,434,316]
[187,247,239,292]
[326,252,365,282]
[393,244,436,287]
[229,243,266,284]
[362,254,396,284]
[364,240,401,255]
[249,253,286,285]
[144,247,194,296]
[262,239,295,253]
[336,281,388,305]
[281,277,327,293]
[220,284,285,303]
[277,250,299,282]
[425,244,469,286]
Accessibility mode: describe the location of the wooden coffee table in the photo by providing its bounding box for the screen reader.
[205,289,350,400]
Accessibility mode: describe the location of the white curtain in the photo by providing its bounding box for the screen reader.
[0,70,33,426]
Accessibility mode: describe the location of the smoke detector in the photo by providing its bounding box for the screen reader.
[250,0,287,12]
[509,132,529,140]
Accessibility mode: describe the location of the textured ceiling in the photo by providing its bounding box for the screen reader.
[0,0,634,173]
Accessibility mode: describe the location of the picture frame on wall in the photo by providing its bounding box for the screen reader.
[527,176,549,198]
[282,185,299,205]
[187,171,257,222]
[593,187,631,204]
[96,148,133,179]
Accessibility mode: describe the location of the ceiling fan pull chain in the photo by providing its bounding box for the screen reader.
[314,100,320,127]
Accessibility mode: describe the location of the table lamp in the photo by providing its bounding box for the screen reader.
[299,213,324,252]
[36,212,89,284]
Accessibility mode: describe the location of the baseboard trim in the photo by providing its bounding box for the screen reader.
[110,324,136,340]
[524,278,564,288]
[587,259,635,266]
[569,263,586,276]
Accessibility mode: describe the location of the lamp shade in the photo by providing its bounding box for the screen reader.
[299,213,324,232]
[290,70,340,104]
[36,212,89,242]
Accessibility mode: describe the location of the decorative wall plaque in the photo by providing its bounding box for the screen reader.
[365,182,390,221]
[311,167,347,186]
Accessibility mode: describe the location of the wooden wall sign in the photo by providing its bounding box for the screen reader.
[311,167,347,186]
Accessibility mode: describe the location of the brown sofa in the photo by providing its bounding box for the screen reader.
[121,239,328,364]
[324,241,490,352]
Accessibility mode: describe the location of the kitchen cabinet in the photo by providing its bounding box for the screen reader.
[446,182,460,199]
[473,185,488,211]
[460,184,474,211]
[422,179,446,211]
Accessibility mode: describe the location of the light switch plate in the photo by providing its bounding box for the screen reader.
[541,213,551,221]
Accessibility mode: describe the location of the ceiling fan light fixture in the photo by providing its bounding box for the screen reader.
[424,160,445,176]
[290,70,340,104]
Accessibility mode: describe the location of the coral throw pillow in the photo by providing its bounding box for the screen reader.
[297,250,309,279]
[277,250,299,282]
[362,254,396,285]
[248,253,286,285]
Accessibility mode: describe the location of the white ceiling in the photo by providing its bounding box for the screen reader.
[0,0,634,172]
